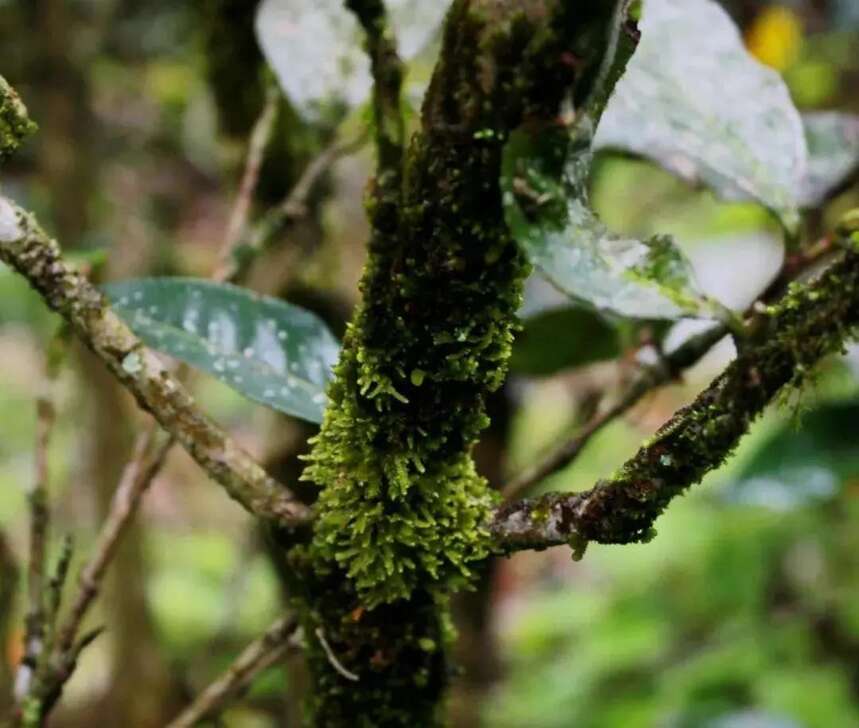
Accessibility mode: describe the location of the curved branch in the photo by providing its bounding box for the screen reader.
[501,324,728,501]
[493,224,859,553]
[0,197,311,530]
[345,0,405,184]
[165,615,299,728]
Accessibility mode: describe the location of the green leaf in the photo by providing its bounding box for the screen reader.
[501,126,717,321]
[511,306,621,377]
[255,0,447,121]
[103,278,340,424]
[798,112,859,207]
[722,401,859,511]
[594,0,807,231]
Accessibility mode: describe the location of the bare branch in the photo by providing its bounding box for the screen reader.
[51,428,172,660]
[0,196,311,529]
[501,324,728,501]
[345,0,405,183]
[14,356,57,704]
[214,80,281,282]
[220,132,366,285]
[165,615,300,728]
[493,226,859,553]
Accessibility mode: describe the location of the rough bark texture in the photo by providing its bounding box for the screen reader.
[0,196,310,530]
[292,2,627,724]
[493,219,859,553]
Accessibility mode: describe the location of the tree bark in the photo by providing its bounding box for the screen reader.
[292,2,627,724]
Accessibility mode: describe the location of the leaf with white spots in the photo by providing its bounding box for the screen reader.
[594,0,807,231]
[255,0,448,121]
[103,278,340,424]
[502,127,720,321]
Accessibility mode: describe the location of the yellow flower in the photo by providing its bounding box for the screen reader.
[746,6,803,71]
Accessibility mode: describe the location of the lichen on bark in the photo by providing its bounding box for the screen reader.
[0,75,37,159]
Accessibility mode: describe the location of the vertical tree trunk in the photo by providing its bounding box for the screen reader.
[291,2,625,724]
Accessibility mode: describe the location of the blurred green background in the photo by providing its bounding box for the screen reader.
[0,1,858,726]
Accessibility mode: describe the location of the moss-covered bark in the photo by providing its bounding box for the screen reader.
[493,213,859,552]
[0,75,36,158]
[294,1,627,724]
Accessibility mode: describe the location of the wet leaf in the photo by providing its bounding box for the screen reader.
[722,401,859,511]
[798,112,859,207]
[502,126,716,321]
[104,278,340,424]
[594,0,807,231]
[511,306,620,377]
[255,0,447,121]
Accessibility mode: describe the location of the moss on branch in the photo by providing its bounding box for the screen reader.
[0,75,37,159]
[305,0,626,610]
[344,0,405,183]
[493,217,859,552]
[293,1,630,723]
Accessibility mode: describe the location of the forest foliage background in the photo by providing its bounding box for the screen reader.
[0,0,858,726]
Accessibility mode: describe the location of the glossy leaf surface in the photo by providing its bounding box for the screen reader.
[104,278,340,423]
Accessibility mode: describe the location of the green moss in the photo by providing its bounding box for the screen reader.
[0,76,37,159]
[304,130,528,608]
[580,232,859,545]
[292,2,635,722]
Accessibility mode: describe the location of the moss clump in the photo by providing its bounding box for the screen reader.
[0,76,37,159]
[303,131,528,608]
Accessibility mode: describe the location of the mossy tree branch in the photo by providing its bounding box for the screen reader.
[345,0,405,187]
[492,217,859,553]
[0,196,311,530]
[0,75,37,158]
[292,2,637,724]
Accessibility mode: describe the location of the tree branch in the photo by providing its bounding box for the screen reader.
[493,220,859,553]
[51,428,172,661]
[14,353,57,704]
[0,196,311,530]
[165,615,300,728]
[0,75,37,158]
[501,230,841,502]
[345,0,405,184]
[214,78,281,281]
[501,324,728,501]
[220,132,366,285]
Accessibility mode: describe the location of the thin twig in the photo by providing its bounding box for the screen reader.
[0,196,311,529]
[315,627,359,682]
[214,80,281,282]
[221,132,367,285]
[14,358,57,703]
[165,616,300,728]
[501,324,727,501]
[493,229,859,553]
[51,428,172,660]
